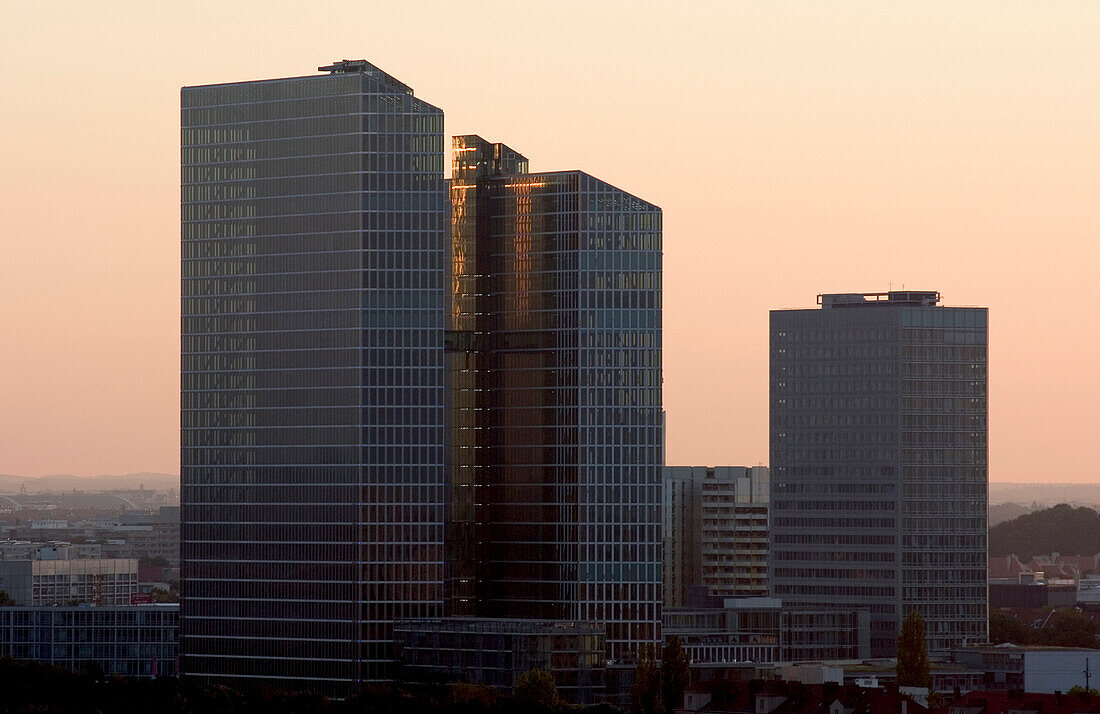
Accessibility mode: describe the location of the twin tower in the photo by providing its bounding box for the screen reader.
[181,60,663,693]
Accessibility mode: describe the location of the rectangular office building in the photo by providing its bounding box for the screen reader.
[181,60,446,692]
[769,291,987,655]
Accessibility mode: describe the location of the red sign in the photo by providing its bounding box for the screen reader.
[130,593,154,605]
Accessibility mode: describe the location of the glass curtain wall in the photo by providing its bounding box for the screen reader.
[447,136,663,660]
[769,296,987,656]
[181,63,446,693]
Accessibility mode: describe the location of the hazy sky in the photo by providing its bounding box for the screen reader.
[1,1,1097,482]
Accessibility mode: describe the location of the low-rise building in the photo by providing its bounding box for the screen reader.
[114,507,181,565]
[0,541,103,561]
[0,604,178,677]
[989,575,1076,610]
[0,558,137,605]
[840,659,985,696]
[664,597,870,667]
[393,618,606,704]
[951,645,1100,693]
[1077,577,1100,612]
[935,689,1100,714]
[676,679,928,714]
[2,507,180,566]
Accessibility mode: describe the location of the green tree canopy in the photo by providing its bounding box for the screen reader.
[990,608,1032,645]
[896,610,932,689]
[990,607,1100,649]
[1044,608,1100,648]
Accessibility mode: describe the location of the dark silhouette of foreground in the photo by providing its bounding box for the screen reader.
[0,658,621,714]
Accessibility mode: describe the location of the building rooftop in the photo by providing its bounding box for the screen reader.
[931,689,1100,714]
[184,59,417,95]
[316,59,413,94]
[955,644,1100,653]
[818,291,941,309]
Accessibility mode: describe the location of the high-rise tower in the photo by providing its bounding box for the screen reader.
[446,136,664,659]
[181,60,446,693]
[769,291,988,656]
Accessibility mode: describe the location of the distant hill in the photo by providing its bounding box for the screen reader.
[0,472,178,494]
[989,502,1033,527]
[990,482,1100,507]
[989,503,1100,559]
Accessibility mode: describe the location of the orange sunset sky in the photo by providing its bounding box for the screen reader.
[0,1,1097,482]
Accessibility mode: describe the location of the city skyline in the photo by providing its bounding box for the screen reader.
[3,2,1100,482]
[178,61,664,692]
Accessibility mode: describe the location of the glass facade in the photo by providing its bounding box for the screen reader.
[181,62,446,693]
[393,618,606,703]
[446,137,663,660]
[663,601,869,663]
[769,292,988,656]
[0,605,178,678]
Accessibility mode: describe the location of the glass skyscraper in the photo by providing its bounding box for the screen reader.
[180,60,446,692]
[446,136,664,660]
[769,291,988,656]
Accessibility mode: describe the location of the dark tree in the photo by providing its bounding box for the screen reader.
[514,668,559,708]
[990,608,1032,645]
[0,589,16,606]
[896,610,932,689]
[449,681,498,708]
[631,644,660,714]
[1041,608,1100,648]
[660,636,691,714]
[154,589,180,603]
